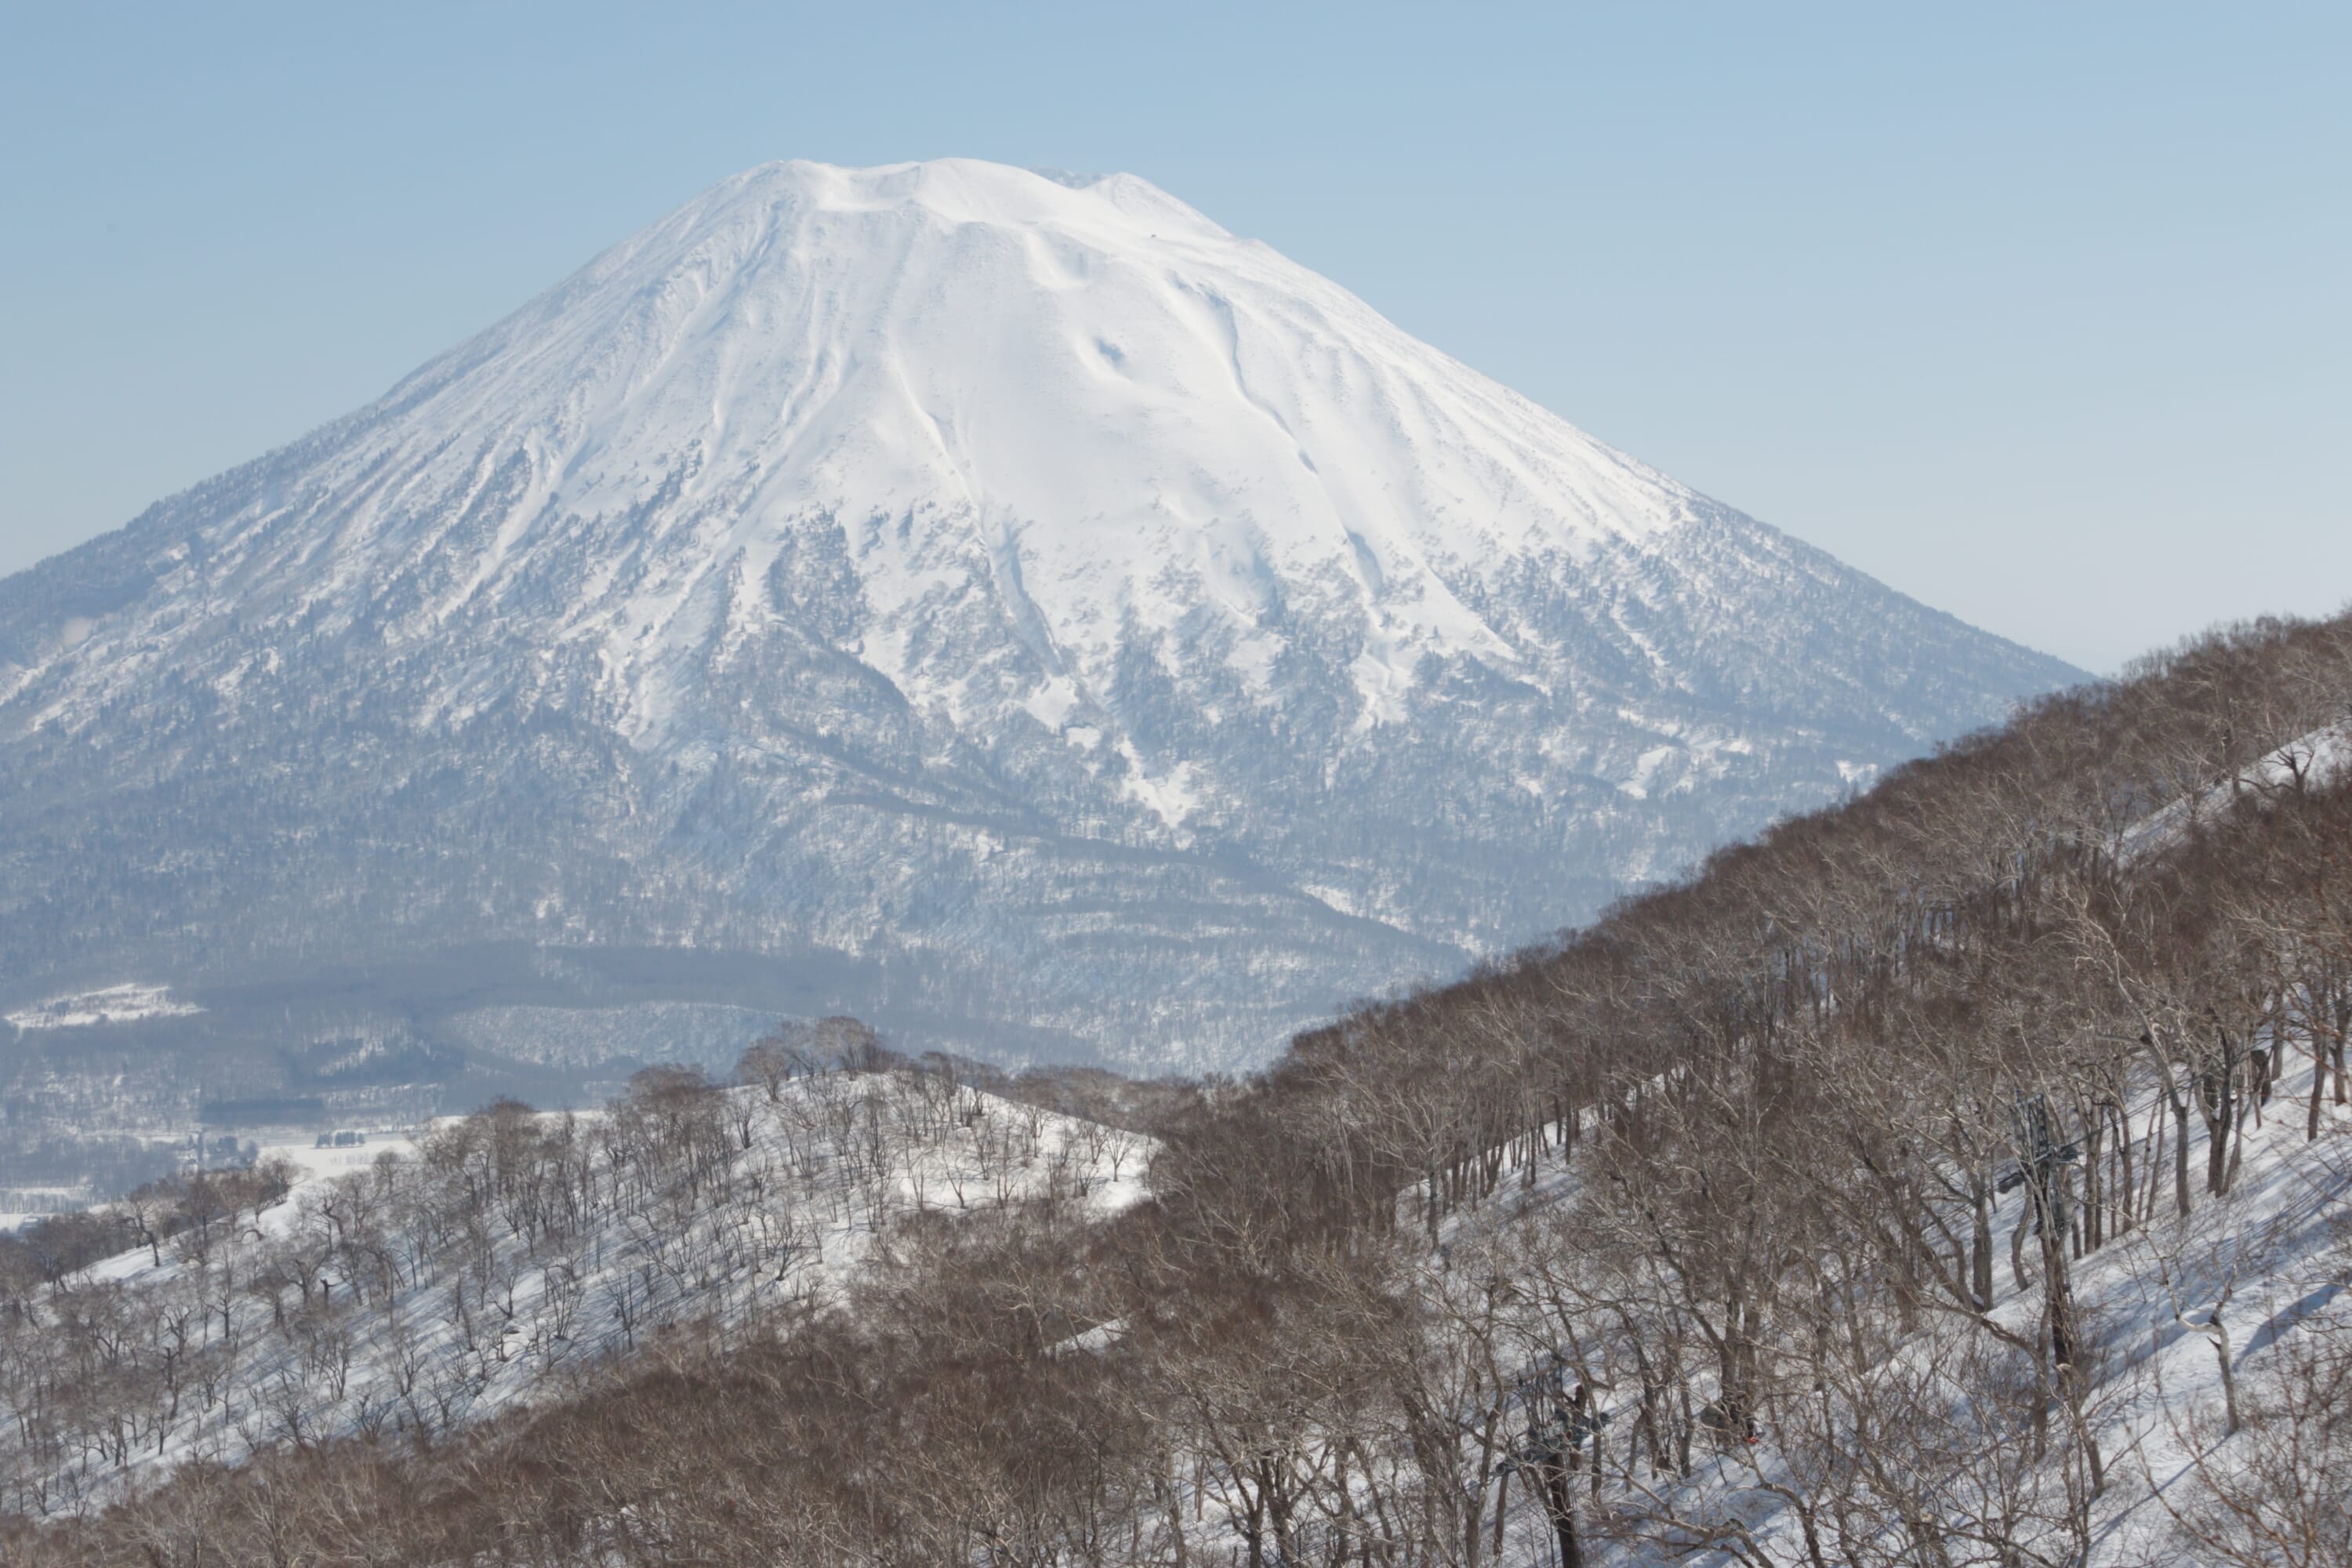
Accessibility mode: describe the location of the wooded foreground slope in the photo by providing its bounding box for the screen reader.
[9,612,2352,1566]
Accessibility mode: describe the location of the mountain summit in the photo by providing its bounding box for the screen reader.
[0,159,2076,1083]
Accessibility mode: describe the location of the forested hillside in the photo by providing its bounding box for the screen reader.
[0,1030,1157,1523]
[5,612,2349,1566]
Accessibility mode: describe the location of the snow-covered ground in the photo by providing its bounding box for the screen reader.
[0,1070,1149,1516]
[4,984,201,1032]
[1408,1056,2350,1568]
[251,1131,420,1183]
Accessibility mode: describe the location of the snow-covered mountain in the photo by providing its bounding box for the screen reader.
[0,158,2078,1081]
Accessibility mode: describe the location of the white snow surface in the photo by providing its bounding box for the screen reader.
[72,161,1697,742]
[4,984,201,1032]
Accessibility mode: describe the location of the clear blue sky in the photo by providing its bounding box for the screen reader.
[2,2,2345,673]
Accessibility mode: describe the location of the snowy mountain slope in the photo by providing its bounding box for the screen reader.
[2120,719,2352,864]
[0,1069,1149,1515]
[1406,1060,2352,1568]
[0,158,2080,1081]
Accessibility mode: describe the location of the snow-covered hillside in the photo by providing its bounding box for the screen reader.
[0,1065,1147,1515]
[0,158,2078,1083]
[1407,1054,2351,1568]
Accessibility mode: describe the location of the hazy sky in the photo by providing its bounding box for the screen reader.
[2,2,2344,673]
